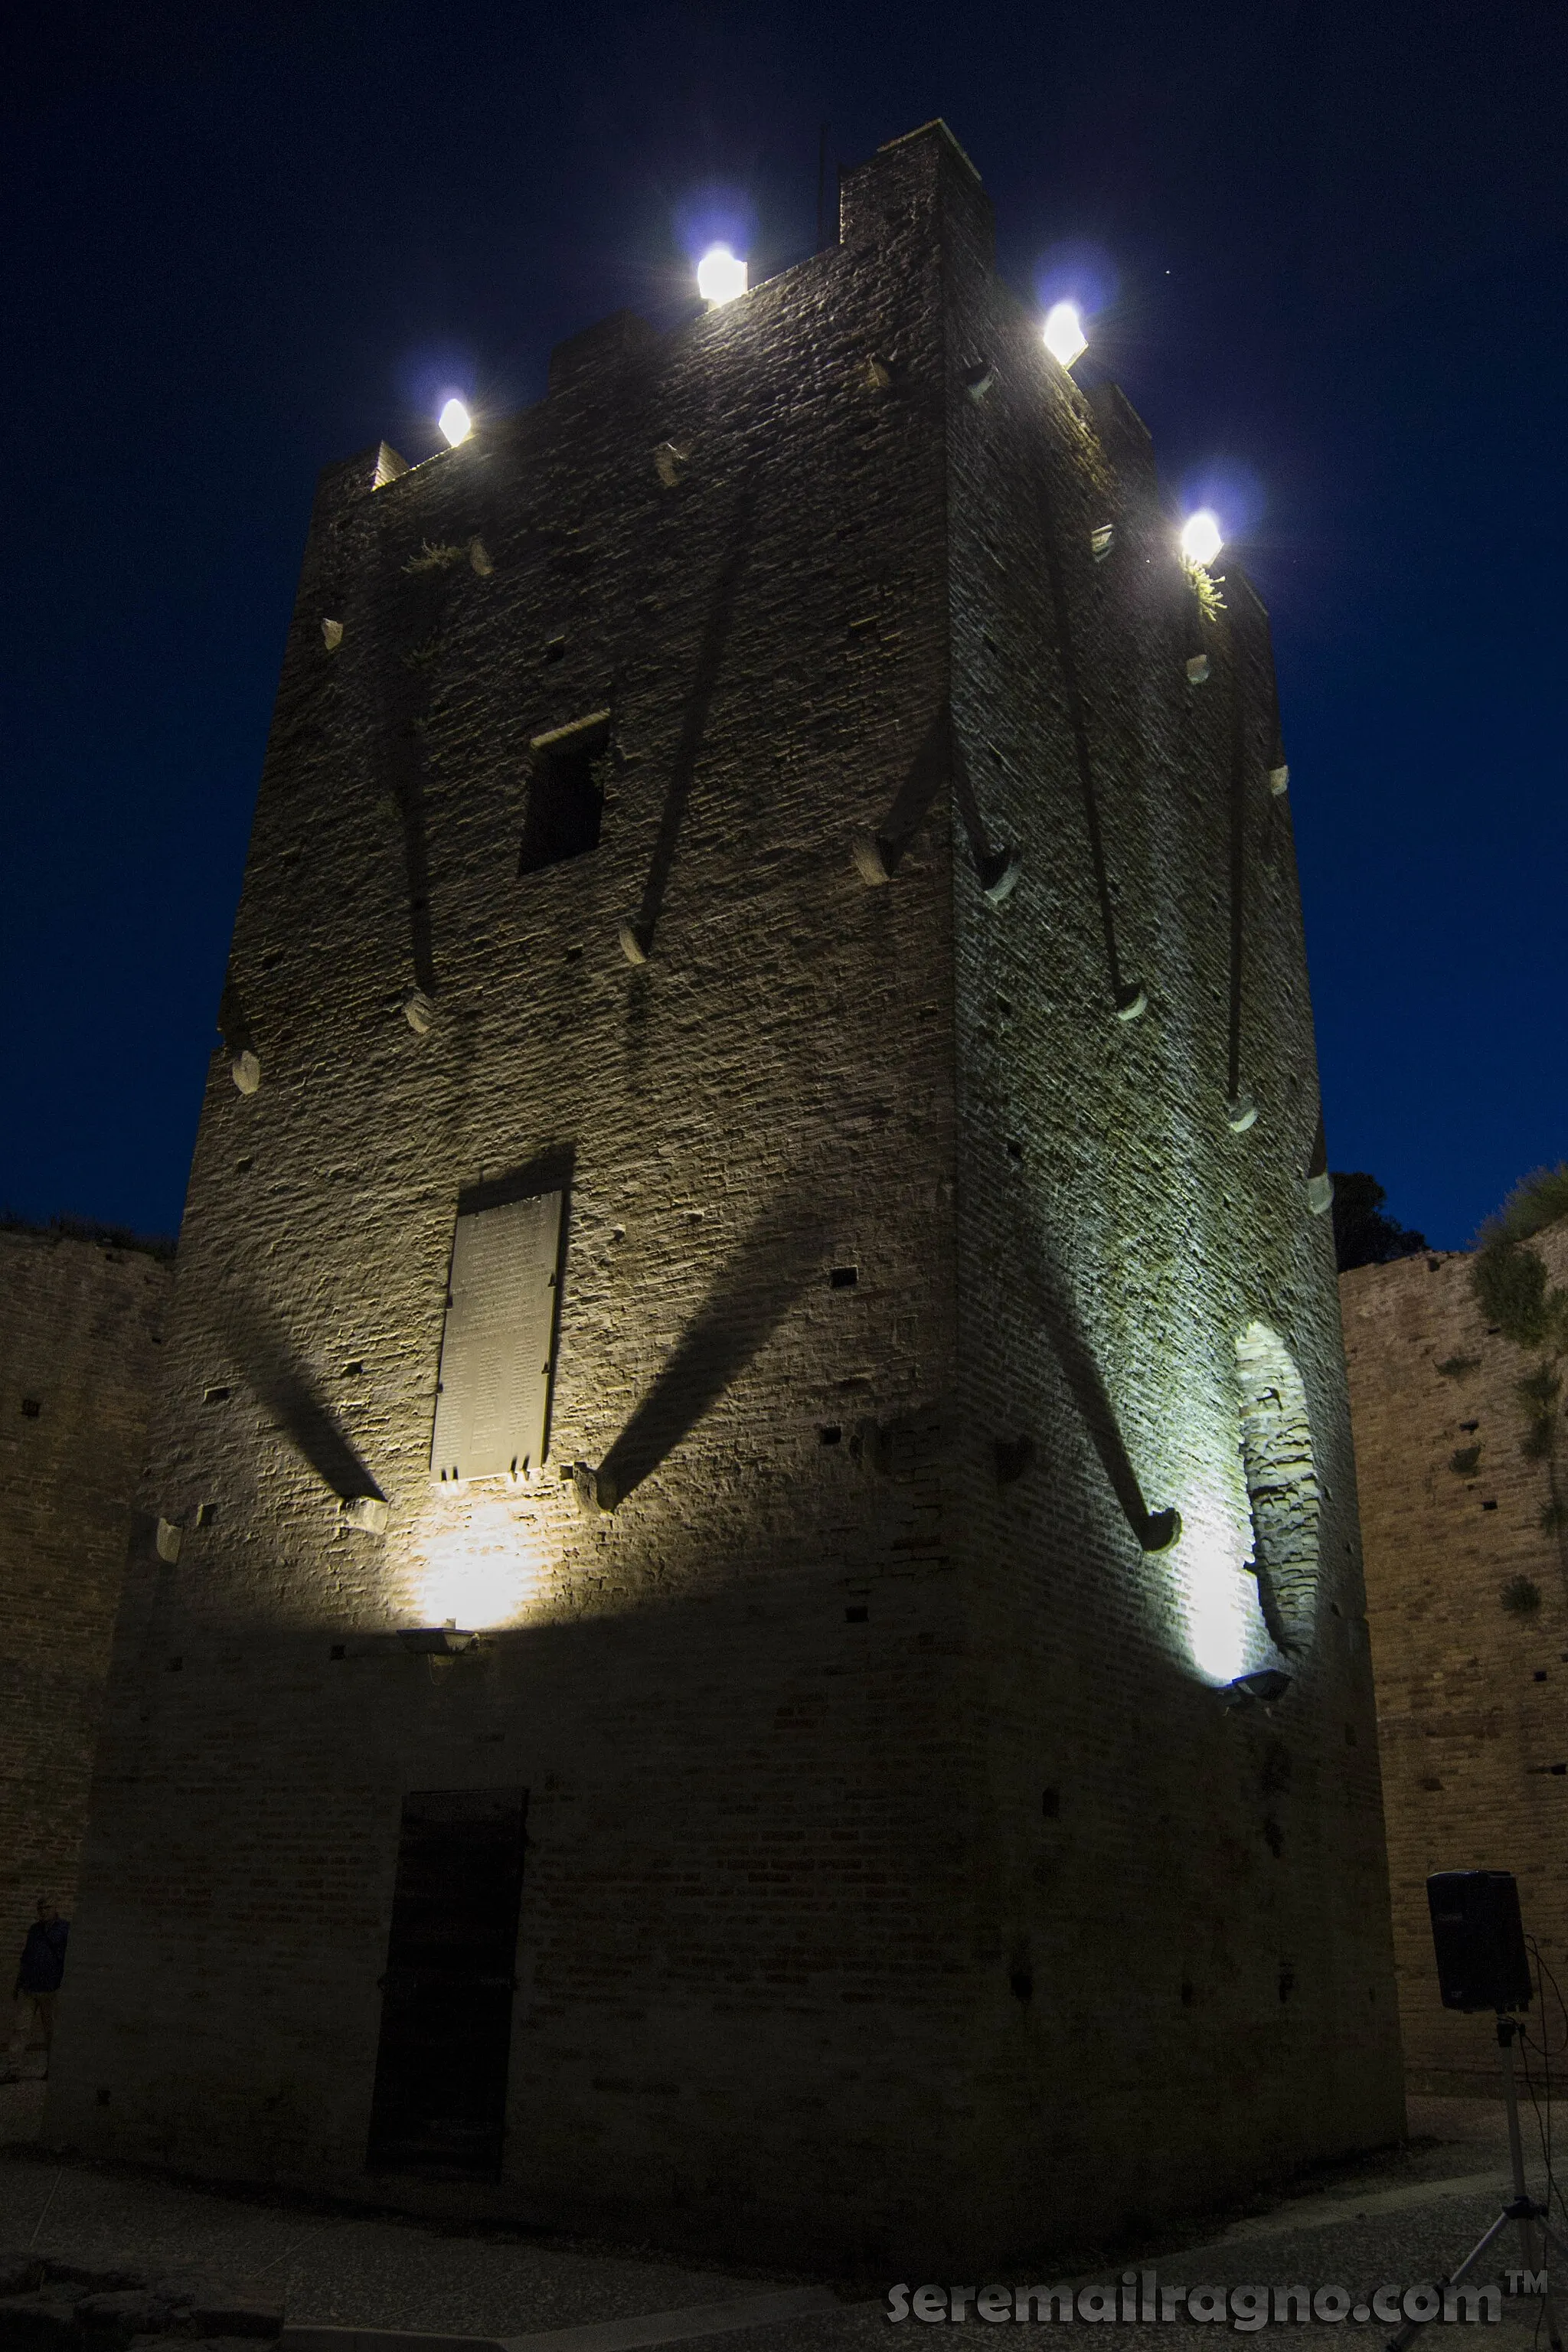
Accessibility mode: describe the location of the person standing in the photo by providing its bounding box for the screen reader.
[10,1900,68,2068]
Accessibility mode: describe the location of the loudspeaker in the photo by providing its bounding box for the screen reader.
[1427,1870,1533,2012]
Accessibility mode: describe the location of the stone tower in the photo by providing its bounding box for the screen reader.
[47,122,1402,2266]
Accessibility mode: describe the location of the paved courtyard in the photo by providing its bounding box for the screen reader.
[2,2077,1561,2352]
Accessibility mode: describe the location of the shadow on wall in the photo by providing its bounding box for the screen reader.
[860,701,1014,896]
[224,1287,384,1505]
[623,485,758,962]
[1008,1209,1175,1552]
[595,1189,828,1508]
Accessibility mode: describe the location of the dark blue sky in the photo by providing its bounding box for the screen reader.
[4,0,1563,1249]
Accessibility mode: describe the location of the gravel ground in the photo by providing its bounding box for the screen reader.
[3,2080,1562,2352]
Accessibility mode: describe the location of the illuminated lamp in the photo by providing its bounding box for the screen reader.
[697,244,747,305]
[438,397,472,448]
[1180,509,1223,567]
[1042,302,1087,369]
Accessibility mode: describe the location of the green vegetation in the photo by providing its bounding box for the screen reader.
[0,1207,176,1261]
[1181,555,1227,620]
[403,540,466,575]
[1502,1576,1544,1616]
[1332,1171,1427,1272]
[1484,1164,1568,1249]
[1472,1166,1568,1598]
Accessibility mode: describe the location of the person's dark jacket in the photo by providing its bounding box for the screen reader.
[17,1918,67,1994]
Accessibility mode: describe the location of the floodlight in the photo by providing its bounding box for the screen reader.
[1042,301,1087,368]
[438,397,472,448]
[1227,1667,1292,1707]
[697,244,748,305]
[1181,509,1223,567]
[398,1619,477,1655]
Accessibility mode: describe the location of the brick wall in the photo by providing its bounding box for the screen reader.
[45,121,1401,2266]
[0,1228,172,1978]
[1344,1229,1568,2093]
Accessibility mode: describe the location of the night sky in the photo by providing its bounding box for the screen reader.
[5,1,1564,1251]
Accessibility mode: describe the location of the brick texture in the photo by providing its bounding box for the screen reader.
[0,1228,171,1974]
[1343,1229,1568,2094]
[45,122,1400,2265]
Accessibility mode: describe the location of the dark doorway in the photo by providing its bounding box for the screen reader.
[366,1788,528,2177]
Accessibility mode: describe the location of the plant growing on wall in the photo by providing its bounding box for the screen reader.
[1472,1166,1568,1592]
[1181,553,1227,621]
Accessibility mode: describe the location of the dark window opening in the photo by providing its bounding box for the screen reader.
[819,1425,842,1446]
[830,1265,858,1289]
[21,1398,41,1419]
[518,721,609,877]
[204,1385,231,1404]
[845,1605,868,1623]
[367,1787,528,2180]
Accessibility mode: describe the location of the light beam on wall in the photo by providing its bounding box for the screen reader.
[1168,1485,1270,1686]
[1042,302,1087,368]
[697,244,748,305]
[413,1497,541,1630]
[438,397,473,448]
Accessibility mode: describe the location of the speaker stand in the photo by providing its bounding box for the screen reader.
[1387,2017,1568,2352]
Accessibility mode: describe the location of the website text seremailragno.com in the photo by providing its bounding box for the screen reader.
[883,2271,1555,2328]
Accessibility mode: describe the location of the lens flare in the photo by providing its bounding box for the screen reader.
[438,397,472,448]
[697,244,748,305]
[1042,302,1088,368]
[1181,510,1223,567]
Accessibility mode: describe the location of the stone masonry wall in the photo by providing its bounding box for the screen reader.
[0,1228,172,1977]
[1344,1228,1568,2094]
[935,130,1396,2251]
[47,122,1400,2268]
